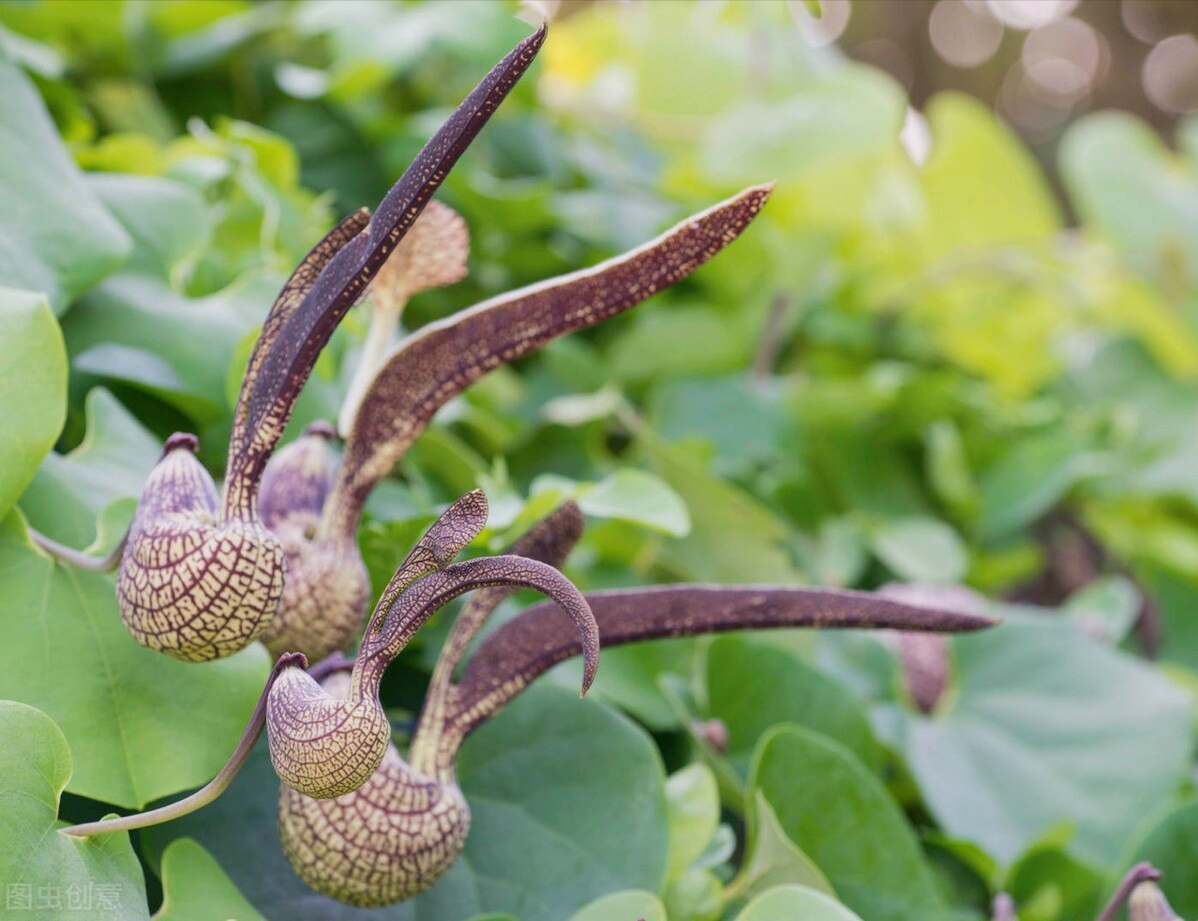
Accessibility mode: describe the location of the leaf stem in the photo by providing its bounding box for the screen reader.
[58,652,307,838]
[28,526,127,573]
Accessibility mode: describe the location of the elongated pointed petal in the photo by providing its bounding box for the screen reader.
[226,209,370,505]
[223,24,547,520]
[364,489,489,634]
[408,501,584,778]
[449,584,998,739]
[356,554,599,702]
[323,183,774,538]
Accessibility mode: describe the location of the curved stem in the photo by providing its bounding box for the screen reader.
[59,652,307,838]
[1093,862,1162,921]
[337,296,406,438]
[29,526,127,573]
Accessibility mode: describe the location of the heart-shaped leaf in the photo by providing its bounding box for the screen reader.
[0,286,66,520]
[0,56,131,313]
[893,613,1194,867]
[749,725,949,921]
[0,700,149,920]
[154,838,265,921]
[0,512,271,808]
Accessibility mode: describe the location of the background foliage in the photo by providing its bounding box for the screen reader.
[1,1,1197,919]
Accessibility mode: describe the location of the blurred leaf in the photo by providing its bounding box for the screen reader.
[664,763,720,882]
[917,93,1060,261]
[637,427,805,583]
[0,55,131,313]
[0,287,66,519]
[978,429,1091,541]
[1116,799,1198,918]
[1007,842,1105,921]
[749,725,949,921]
[567,890,667,921]
[154,838,265,921]
[1060,112,1198,281]
[1061,575,1141,646]
[703,635,877,784]
[732,885,865,921]
[0,700,149,920]
[577,468,690,538]
[896,613,1195,867]
[867,516,968,584]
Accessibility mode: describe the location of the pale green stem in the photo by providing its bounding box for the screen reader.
[337,296,406,438]
[59,652,306,838]
[29,526,127,573]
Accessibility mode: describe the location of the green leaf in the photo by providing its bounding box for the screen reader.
[577,468,690,538]
[700,68,905,187]
[0,512,271,808]
[144,683,668,920]
[732,885,866,921]
[0,286,66,519]
[1060,112,1198,279]
[637,427,805,583]
[154,839,265,921]
[0,699,149,920]
[728,791,835,903]
[0,56,131,313]
[20,387,160,548]
[866,516,968,584]
[1061,575,1141,646]
[1115,799,1198,918]
[703,635,877,783]
[664,763,719,880]
[896,613,1195,867]
[749,725,949,921]
[567,890,667,921]
[977,429,1091,541]
[917,92,1060,261]
[1007,842,1105,921]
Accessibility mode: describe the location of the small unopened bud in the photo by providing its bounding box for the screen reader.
[991,892,1018,921]
[693,718,729,754]
[1129,881,1181,921]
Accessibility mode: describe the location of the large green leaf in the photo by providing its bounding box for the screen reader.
[727,792,835,904]
[143,683,668,921]
[916,92,1060,261]
[702,635,877,784]
[0,56,131,313]
[154,839,265,921]
[0,700,149,920]
[637,427,805,583]
[895,613,1194,867]
[0,286,66,519]
[20,387,159,549]
[749,726,949,921]
[0,511,270,808]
